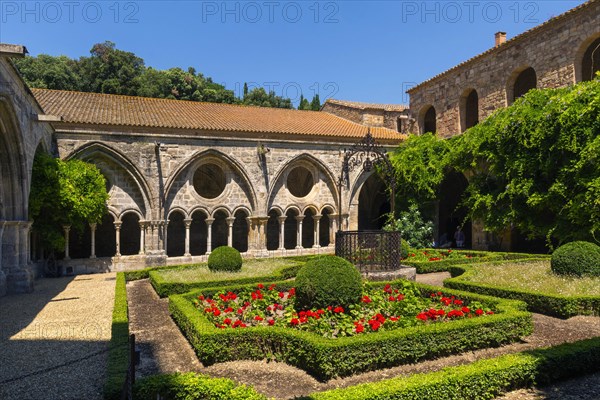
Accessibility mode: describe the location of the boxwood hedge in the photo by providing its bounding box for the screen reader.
[169,281,532,381]
[302,336,600,399]
[445,262,600,318]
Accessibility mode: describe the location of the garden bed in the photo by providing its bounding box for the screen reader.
[169,280,532,381]
[445,259,600,318]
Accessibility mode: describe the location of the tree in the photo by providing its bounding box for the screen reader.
[29,153,109,253]
[242,87,293,109]
[310,94,321,111]
[298,94,311,110]
[13,54,81,91]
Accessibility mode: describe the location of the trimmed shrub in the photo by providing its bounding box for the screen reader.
[133,372,266,400]
[208,246,243,272]
[104,273,130,400]
[294,255,362,310]
[551,241,600,277]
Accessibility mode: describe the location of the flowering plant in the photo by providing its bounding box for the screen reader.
[193,281,494,338]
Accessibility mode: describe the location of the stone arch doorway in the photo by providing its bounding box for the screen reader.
[509,67,537,104]
[284,209,299,249]
[460,89,479,132]
[212,210,228,250]
[120,212,140,255]
[190,210,208,256]
[232,209,249,253]
[358,173,390,231]
[302,208,316,248]
[420,105,436,134]
[580,36,600,82]
[266,209,280,251]
[319,208,332,247]
[167,210,185,257]
[96,213,117,257]
[437,171,470,248]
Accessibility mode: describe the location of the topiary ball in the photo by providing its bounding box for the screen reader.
[551,241,600,277]
[294,255,363,310]
[207,246,243,272]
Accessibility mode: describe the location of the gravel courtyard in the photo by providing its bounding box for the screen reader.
[0,273,116,400]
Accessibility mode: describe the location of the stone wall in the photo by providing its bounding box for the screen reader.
[322,101,412,134]
[408,1,600,138]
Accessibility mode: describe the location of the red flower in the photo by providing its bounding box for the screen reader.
[237,308,244,315]
[453,299,463,306]
[475,309,484,316]
[278,292,285,298]
[288,288,296,296]
[396,294,405,301]
[384,284,392,293]
[254,315,264,321]
[389,296,396,301]
[268,319,275,326]
[354,322,365,333]
[268,284,276,291]
[362,295,372,303]
[416,313,428,321]
[333,306,344,314]
[487,311,494,315]
[223,318,232,325]
[224,307,234,313]
[327,306,333,311]
[462,307,471,314]
[257,283,264,289]
[198,295,205,301]
[290,318,300,326]
[213,309,221,317]
[368,319,381,331]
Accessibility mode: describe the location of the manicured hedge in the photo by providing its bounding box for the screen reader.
[402,250,545,274]
[104,272,130,400]
[445,263,600,318]
[150,261,305,297]
[301,336,600,399]
[169,281,532,381]
[133,372,266,400]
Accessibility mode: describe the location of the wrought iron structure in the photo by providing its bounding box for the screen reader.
[335,230,401,272]
[337,129,397,230]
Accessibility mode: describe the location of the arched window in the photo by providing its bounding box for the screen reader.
[460,89,479,132]
[581,37,600,82]
[421,105,436,134]
[510,67,537,104]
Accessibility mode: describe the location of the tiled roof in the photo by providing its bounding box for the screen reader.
[325,98,408,112]
[408,0,595,92]
[32,89,405,142]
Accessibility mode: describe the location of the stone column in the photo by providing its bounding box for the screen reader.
[258,217,269,252]
[313,215,322,248]
[184,219,192,256]
[0,220,6,297]
[226,217,235,248]
[330,214,338,244]
[4,221,33,294]
[89,223,97,259]
[277,216,286,251]
[138,221,146,255]
[343,213,350,231]
[63,225,71,261]
[114,222,122,257]
[206,218,215,254]
[295,216,304,249]
[20,221,32,264]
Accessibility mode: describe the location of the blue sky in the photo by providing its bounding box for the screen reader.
[1,0,587,105]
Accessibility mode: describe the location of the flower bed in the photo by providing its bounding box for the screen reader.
[170,280,532,381]
[195,281,495,338]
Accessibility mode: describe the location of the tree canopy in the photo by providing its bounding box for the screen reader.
[390,77,600,246]
[29,153,109,253]
[14,41,321,110]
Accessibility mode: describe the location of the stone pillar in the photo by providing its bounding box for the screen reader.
[0,220,6,297]
[226,217,235,248]
[258,217,269,252]
[4,221,33,294]
[21,221,32,264]
[313,215,321,248]
[184,219,192,256]
[89,223,97,259]
[138,221,146,255]
[206,218,215,254]
[330,214,338,244]
[114,222,122,257]
[343,213,350,231]
[295,216,304,249]
[63,225,71,261]
[277,216,286,250]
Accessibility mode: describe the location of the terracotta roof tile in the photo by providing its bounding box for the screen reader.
[408,0,596,93]
[32,89,406,142]
[325,98,408,112]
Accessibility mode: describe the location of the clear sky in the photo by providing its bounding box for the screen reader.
[0,0,587,105]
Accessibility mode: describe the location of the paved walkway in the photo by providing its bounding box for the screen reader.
[0,273,116,400]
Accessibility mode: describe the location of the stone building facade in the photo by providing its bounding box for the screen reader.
[322,99,411,134]
[0,45,54,295]
[32,89,405,273]
[408,0,600,138]
[406,0,600,251]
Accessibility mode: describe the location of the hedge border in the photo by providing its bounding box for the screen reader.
[301,336,600,399]
[149,259,306,297]
[444,260,600,318]
[104,272,130,400]
[169,280,532,381]
[402,250,547,274]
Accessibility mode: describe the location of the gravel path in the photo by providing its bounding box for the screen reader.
[128,278,600,399]
[0,273,116,400]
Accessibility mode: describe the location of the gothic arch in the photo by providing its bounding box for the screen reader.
[418,104,436,134]
[67,142,153,219]
[575,33,600,82]
[507,66,537,105]
[164,149,257,214]
[459,88,479,132]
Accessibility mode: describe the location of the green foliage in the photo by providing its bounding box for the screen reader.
[400,239,410,259]
[133,372,266,400]
[449,79,600,245]
[551,241,600,277]
[302,337,600,400]
[384,203,434,248]
[294,255,363,310]
[13,41,294,108]
[29,152,108,252]
[446,261,600,318]
[170,281,531,381]
[104,273,130,400]
[404,251,540,274]
[208,246,243,272]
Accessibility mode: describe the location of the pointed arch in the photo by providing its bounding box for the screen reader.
[67,142,153,219]
[575,33,600,82]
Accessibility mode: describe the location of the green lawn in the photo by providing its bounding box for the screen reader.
[460,260,600,296]
[156,258,300,283]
